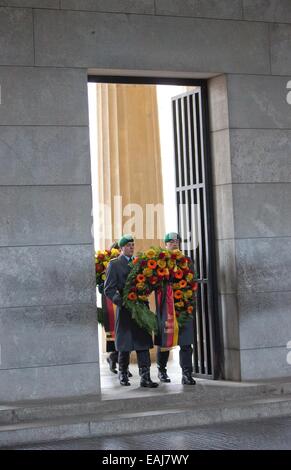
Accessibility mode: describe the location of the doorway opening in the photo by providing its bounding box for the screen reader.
[87,76,220,397]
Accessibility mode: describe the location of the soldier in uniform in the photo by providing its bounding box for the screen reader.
[104,234,158,388]
[98,241,132,378]
[156,232,196,385]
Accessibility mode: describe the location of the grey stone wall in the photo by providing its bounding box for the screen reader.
[0,8,99,401]
[226,73,291,379]
[209,67,291,380]
[1,0,291,399]
[209,75,241,381]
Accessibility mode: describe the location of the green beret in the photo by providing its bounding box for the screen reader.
[164,232,181,243]
[119,234,134,247]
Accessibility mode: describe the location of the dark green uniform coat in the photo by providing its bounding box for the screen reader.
[104,254,153,352]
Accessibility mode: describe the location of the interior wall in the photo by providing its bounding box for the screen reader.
[1,0,291,400]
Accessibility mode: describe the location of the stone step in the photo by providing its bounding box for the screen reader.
[0,379,285,426]
[2,393,291,448]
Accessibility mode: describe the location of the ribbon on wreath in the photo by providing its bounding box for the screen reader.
[155,284,179,348]
[102,295,117,342]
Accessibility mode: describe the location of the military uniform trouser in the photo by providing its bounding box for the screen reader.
[118,350,150,372]
[109,350,118,364]
[157,345,193,371]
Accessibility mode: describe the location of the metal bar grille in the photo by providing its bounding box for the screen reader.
[172,88,220,379]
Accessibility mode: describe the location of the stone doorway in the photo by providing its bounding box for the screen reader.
[87,76,221,396]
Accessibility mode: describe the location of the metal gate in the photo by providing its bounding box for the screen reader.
[172,87,221,379]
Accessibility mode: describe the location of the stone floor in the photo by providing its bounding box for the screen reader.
[11,415,291,450]
[5,350,291,450]
[100,349,219,400]
[99,349,269,401]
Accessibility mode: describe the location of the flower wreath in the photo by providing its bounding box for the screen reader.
[95,247,120,325]
[123,247,198,335]
[95,247,120,286]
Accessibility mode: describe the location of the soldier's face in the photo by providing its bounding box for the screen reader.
[122,242,135,257]
[166,239,180,250]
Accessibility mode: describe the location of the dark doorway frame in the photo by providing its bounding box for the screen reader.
[88,75,222,380]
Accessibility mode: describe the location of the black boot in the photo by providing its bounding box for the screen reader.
[119,371,130,386]
[182,369,196,385]
[139,367,159,388]
[158,368,171,383]
[107,355,118,374]
[127,369,133,378]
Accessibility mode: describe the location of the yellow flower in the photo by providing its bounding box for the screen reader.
[184,290,193,299]
[143,268,153,277]
[111,248,120,257]
[146,248,157,258]
[173,249,183,259]
[186,273,194,282]
[163,268,169,276]
[157,259,166,268]
[138,295,148,301]
[172,283,181,290]
[167,259,175,269]
[103,261,108,268]
[136,282,145,290]
[175,301,184,308]
[101,274,106,280]
[163,250,171,259]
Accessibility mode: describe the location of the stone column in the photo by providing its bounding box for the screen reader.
[0,66,100,401]
[208,75,241,381]
[96,84,165,253]
[209,73,291,380]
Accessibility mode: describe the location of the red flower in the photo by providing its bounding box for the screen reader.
[171,253,177,260]
[148,259,157,269]
[157,268,165,277]
[95,264,103,273]
[159,252,166,259]
[174,269,183,279]
[141,260,147,267]
[136,274,146,283]
[174,290,183,299]
[128,292,137,301]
